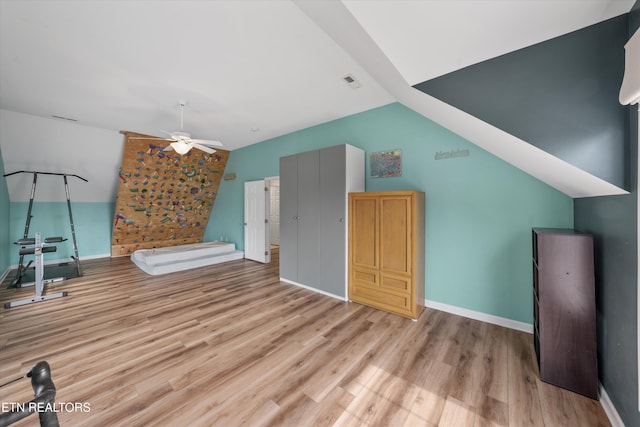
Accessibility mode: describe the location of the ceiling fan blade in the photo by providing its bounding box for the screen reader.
[192,143,216,154]
[129,136,172,141]
[190,138,223,147]
[157,130,179,142]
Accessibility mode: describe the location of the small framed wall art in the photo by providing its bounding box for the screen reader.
[370,149,402,178]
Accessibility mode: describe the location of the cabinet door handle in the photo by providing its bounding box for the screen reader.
[339,218,344,222]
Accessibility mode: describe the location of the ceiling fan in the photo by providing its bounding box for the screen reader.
[134,100,223,155]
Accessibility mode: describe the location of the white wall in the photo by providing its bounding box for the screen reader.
[0,109,123,203]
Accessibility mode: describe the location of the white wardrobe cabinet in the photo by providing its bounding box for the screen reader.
[279,144,364,299]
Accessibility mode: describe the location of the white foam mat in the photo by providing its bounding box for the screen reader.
[131,241,244,275]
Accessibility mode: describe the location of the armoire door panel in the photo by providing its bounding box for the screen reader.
[380,197,412,274]
[350,197,377,269]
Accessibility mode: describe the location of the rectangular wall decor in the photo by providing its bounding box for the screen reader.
[111,131,229,257]
[370,149,402,178]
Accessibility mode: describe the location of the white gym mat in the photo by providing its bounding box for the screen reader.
[131,241,244,275]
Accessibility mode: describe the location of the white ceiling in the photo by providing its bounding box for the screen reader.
[0,0,635,199]
[1,0,633,151]
[0,0,395,151]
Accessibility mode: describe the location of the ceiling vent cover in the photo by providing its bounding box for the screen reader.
[343,74,362,89]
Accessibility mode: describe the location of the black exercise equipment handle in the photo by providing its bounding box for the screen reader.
[3,170,88,182]
[19,246,57,255]
[15,238,35,245]
[0,361,59,427]
[14,237,66,245]
[44,237,66,243]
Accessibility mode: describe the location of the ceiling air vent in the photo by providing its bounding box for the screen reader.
[342,74,362,89]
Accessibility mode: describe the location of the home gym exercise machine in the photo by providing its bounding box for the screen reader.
[4,170,87,288]
[4,232,68,308]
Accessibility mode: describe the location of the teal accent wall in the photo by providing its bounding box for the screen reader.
[0,147,10,274]
[1,103,574,324]
[205,103,573,323]
[8,202,114,264]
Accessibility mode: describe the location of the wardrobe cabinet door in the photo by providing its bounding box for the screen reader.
[279,154,298,281]
[296,150,321,288]
[319,145,347,297]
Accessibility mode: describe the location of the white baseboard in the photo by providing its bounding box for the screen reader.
[80,253,112,261]
[280,278,347,301]
[424,299,533,333]
[599,383,625,427]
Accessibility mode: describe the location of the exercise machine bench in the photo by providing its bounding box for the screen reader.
[4,233,68,309]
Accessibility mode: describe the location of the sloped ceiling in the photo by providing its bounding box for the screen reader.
[342,0,635,86]
[413,14,630,189]
[0,0,635,199]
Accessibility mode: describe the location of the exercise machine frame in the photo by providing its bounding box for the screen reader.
[4,170,86,288]
[4,232,68,309]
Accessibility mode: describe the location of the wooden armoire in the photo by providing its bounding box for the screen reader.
[348,190,425,319]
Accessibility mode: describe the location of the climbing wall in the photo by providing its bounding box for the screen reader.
[111,131,229,256]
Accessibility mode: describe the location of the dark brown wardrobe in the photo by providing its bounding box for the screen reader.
[532,228,598,399]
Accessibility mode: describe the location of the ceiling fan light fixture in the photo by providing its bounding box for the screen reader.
[155,100,223,155]
[171,141,192,155]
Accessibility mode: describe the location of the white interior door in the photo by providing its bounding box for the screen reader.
[244,180,270,263]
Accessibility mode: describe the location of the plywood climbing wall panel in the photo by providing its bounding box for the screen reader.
[111,132,229,257]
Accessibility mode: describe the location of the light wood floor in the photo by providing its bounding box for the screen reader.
[0,249,610,426]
